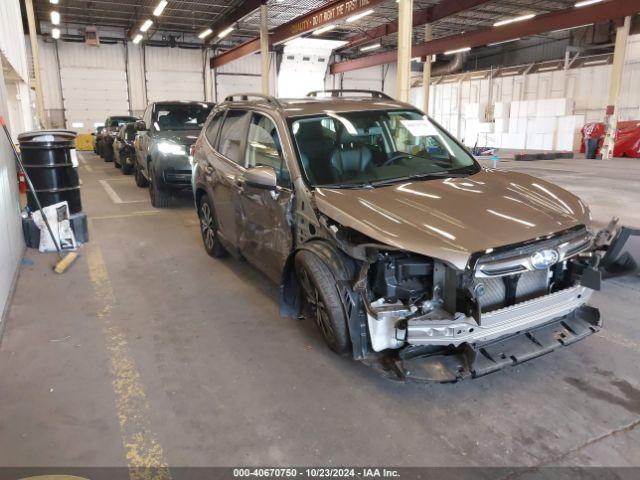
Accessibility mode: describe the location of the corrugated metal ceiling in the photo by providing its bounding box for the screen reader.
[33,0,585,55]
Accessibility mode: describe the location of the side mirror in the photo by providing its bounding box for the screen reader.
[135,120,147,131]
[244,166,277,190]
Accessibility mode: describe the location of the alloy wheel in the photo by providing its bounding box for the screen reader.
[200,202,216,251]
[298,268,335,342]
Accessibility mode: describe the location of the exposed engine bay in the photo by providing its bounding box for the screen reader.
[314,215,639,382]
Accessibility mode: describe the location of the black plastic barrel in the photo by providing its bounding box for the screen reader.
[18,129,82,213]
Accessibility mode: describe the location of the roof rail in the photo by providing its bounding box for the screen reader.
[223,93,283,108]
[306,89,392,100]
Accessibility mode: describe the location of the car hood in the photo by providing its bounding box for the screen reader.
[155,130,200,146]
[313,169,591,270]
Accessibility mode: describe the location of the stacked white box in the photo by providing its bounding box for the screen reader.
[494,102,510,119]
[509,117,529,134]
[464,103,487,121]
[495,118,508,134]
[478,122,494,133]
[529,117,558,135]
[535,98,575,117]
[555,114,585,151]
[501,133,526,149]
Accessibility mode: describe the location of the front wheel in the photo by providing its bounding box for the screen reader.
[148,163,170,208]
[134,162,149,187]
[295,251,351,355]
[199,195,228,258]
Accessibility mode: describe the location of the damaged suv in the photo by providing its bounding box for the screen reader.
[192,91,639,382]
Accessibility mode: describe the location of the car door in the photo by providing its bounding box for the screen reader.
[205,109,251,250]
[136,105,153,174]
[235,111,294,282]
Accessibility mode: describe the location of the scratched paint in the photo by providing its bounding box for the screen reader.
[87,244,172,480]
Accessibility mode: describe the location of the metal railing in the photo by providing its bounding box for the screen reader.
[306,89,392,100]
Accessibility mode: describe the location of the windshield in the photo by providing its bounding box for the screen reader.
[153,103,213,131]
[109,117,136,127]
[290,110,479,188]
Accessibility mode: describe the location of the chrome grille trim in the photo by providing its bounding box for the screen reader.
[475,227,592,278]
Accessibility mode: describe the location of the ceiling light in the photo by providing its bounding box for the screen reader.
[313,24,336,35]
[346,9,374,23]
[140,19,153,32]
[50,11,60,25]
[153,0,168,16]
[552,23,592,33]
[133,33,143,44]
[488,38,521,46]
[218,26,234,38]
[575,0,603,7]
[493,13,535,27]
[501,70,520,76]
[538,65,559,72]
[52,28,60,39]
[444,46,471,55]
[583,59,608,66]
[470,73,486,79]
[360,43,381,52]
[49,0,59,4]
[198,28,212,39]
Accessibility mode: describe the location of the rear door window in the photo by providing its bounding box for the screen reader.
[218,110,250,165]
[205,111,225,150]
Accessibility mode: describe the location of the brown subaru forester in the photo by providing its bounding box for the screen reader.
[191,90,639,382]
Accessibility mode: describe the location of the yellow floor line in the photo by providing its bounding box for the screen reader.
[596,329,640,354]
[91,211,160,221]
[87,244,172,479]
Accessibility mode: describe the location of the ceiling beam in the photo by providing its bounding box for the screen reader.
[206,0,264,46]
[338,0,493,51]
[330,0,640,74]
[210,0,388,69]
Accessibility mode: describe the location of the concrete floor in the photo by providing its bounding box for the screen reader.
[0,152,639,468]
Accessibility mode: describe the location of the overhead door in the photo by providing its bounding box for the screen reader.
[145,46,204,102]
[58,42,129,132]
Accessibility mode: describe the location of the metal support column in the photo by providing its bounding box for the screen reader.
[602,16,631,160]
[25,0,47,128]
[260,3,270,95]
[422,24,433,114]
[396,0,413,102]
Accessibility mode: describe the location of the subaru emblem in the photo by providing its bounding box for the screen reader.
[531,249,559,270]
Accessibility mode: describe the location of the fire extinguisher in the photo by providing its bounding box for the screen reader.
[18,170,26,194]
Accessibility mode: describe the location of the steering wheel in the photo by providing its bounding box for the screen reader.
[382,152,414,167]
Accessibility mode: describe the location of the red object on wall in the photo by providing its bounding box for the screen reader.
[581,121,640,158]
[18,171,26,193]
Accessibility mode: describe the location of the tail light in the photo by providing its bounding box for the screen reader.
[190,144,197,156]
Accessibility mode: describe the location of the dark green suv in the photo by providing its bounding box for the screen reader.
[133,101,214,208]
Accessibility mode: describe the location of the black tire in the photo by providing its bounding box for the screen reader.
[104,145,114,162]
[295,251,351,355]
[122,157,134,175]
[114,153,122,168]
[148,163,170,208]
[198,195,228,258]
[134,162,149,187]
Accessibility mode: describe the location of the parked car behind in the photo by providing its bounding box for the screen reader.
[97,115,138,162]
[191,91,639,382]
[92,126,104,154]
[134,101,214,208]
[113,122,139,175]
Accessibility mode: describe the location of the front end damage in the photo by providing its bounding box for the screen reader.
[320,217,639,382]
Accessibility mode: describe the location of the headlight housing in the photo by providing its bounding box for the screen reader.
[157,141,186,156]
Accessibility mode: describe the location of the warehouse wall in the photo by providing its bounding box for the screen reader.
[36,36,215,132]
[0,0,28,321]
[215,53,277,101]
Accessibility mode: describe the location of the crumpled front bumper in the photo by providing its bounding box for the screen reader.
[368,305,601,383]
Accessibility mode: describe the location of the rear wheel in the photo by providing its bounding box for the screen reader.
[134,162,149,187]
[198,195,228,258]
[122,156,134,175]
[148,163,170,208]
[295,251,351,355]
